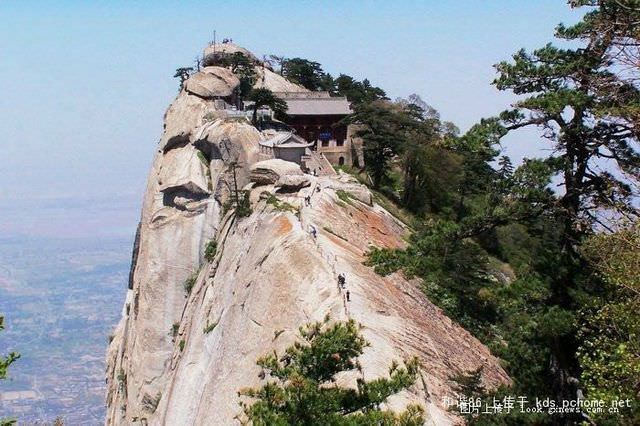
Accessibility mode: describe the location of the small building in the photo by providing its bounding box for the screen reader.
[258,132,314,164]
[276,92,362,167]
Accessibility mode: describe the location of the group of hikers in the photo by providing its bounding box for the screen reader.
[338,272,350,302]
[307,225,351,303]
[304,185,350,303]
[304,185,321,207]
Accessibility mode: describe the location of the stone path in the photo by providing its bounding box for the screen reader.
[298,179,351,319]
[301,150,337,177]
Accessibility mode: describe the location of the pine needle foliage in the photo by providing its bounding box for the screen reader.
[239,318,424,425]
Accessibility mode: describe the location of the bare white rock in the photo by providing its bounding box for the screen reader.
[253,66,309,93]
[276,174,311,191]
[250,158,304,185]
[185,68,240,99]
[158,144,210,195]
[159,92,214,152]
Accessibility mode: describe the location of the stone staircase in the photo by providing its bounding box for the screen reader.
[301,149,337,177]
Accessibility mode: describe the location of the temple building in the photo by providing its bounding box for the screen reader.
[258,131,314,164]
[199,41,364,168]
[275,92,363,167]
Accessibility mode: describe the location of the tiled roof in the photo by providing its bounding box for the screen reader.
[260,132,314,148]
[282,96,352,116]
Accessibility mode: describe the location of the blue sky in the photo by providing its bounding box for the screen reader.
[0,1,584,204]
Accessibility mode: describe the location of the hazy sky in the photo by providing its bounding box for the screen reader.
[0,1,584,204]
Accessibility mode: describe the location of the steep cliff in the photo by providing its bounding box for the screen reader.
[105,46,509,425]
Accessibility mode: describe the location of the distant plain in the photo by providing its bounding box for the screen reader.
[0,195,139,424]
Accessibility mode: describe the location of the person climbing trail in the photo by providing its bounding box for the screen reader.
[338,273,346,289]
[309,224,317,239]
[346,290,350,302]
[304,195,311,206]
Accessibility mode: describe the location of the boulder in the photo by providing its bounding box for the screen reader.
[160,93,212,151]
[202,42,258,62]
[338,184,372,206]
[158,145,210,195]
[192,120,261,163]
[250,159,303,186]
[185,69,240,99]
[276,174,311,191]
[201,67,240,88]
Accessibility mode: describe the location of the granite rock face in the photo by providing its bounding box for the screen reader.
[106,45,510,426]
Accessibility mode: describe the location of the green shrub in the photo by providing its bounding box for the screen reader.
[184,273,197,294]
[204,240,217,262]
[117,369,127,394]
[169,322,179,340]
[196,151,209,166]
[196,151,213,191]
[364,246,404,276]
[141,392,162,414]
[203,321,218,334]
[240,318,424,424]
[203,112,217,122]
[235,190,252,218]
[222,199,233,215]
[336,189,355,205]
[264,192,298,213]
[179,340,185,352]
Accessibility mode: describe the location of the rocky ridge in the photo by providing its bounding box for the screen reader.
[105,44,509,425]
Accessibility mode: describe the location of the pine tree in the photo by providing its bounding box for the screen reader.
[281,58,332,91]
[247,88,288,126]
[497,155,514,180]
[239,318,424,425]
[173,67,193,89]
[494,0,640,405]
[0,316,19,380]
[1,315,19,426]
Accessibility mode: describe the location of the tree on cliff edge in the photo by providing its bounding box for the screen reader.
[1,315,19,426]
[0,316,19,380]
[247,88,288,126]
[493,0,640,405]
[239,318,424,425]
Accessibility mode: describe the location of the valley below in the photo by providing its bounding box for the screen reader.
[0,196,138,424]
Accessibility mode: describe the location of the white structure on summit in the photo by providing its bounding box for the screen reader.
[258,132,314,164]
